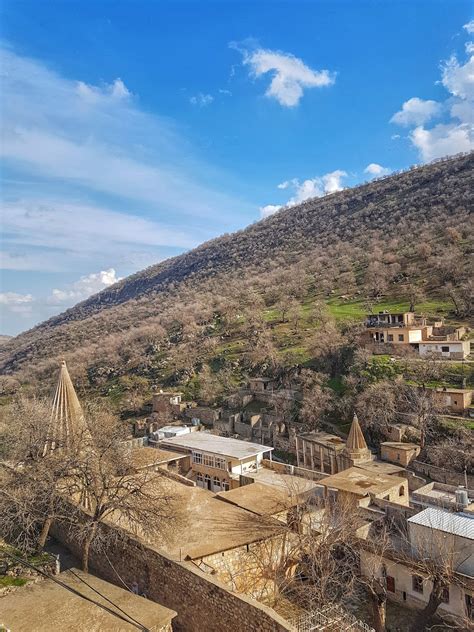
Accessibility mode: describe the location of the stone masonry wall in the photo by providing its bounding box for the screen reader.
[52,516,293,632]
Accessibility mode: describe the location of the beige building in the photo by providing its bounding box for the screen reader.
[296,413,375,474]
[380,442,421,467]
[365,311,431,346]
[319,466,409,507]
[432,387,473,414]
[159,432,273,491]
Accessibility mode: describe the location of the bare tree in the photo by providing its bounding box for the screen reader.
[70,408,177,572]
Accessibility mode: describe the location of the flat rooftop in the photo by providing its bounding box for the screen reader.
[1,569,176,632]
[298,431,345,450]
[408,507,474,540]
[320,467,406,497]
[160,432,273,460]
[247,466,322,494]
[216,482,300,516]
[356,460,407,476]
[132,477,280,560]
[130,447,188,469]
[381,442,420,451]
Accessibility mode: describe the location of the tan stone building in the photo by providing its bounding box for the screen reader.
[296,413,375,474]
[365,311,431,346]
[319,466,409,507]
[432,387,473,414]
[380,442,421,467]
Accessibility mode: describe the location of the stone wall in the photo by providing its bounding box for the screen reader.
[52,514,293,632]
[410,460,474,488]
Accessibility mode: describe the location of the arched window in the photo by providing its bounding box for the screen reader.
[213,476,221,492]
[399,486,405,496]
[222,480,230,491]
[196,473,204,488]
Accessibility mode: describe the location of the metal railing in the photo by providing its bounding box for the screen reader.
[290,604,375,632]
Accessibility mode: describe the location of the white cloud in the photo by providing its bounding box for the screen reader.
[219,89,232,96]
[466,42,474,54]
[364,163,391,177]
[260,204,282,218]
[1,198,201,271]
[49,268,121,304]
[260,170,347,218]
[390,97,441,126]
[390,31,474,161]
[189,93,214,106]
[464,20,474,34]
[236,45,335,107]
[410,123,473,162]
[76,78,131,103]
[441,54,474,100]
[0,292,33,305]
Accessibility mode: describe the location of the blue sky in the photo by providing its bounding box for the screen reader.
[1,0,473,335]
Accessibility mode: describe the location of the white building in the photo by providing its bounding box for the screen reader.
[159,432,273,491]
[360,507,474,624]
[418,340,471,360]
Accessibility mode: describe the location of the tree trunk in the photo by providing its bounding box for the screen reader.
[36,515,53,552]
[369,586,386,632]
[81,523,98,573]
[409,580,443,632]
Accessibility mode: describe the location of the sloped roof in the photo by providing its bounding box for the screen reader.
[346,413,368,452]
[408,507,474,540]
[43,361,91,455]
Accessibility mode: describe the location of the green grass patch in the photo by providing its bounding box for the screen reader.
[0,576,28,588]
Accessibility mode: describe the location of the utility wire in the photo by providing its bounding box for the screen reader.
[2,551,149,632]
[68,567,147,630]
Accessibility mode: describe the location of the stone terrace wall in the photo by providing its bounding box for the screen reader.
[52,517,293,632]
[410,460,474,488]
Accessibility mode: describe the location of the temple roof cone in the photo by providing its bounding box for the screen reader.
[345,412,369,453]
[43,360,89,455]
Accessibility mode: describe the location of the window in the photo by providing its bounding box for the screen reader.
[441,587,449,604]
[215,457,226,470]
[466,594,474,620]
[192,451,203,465]
[203,454,214,467]
[222,480,230,491]
[399,486,405,496]
[388,334,394,342]
[412,575,423,594]
[441,346,449,353]
[386,576,395,593]
[196,473,204,488]
[204,474,211,490]
[213,476,221,491]
[398,334,404,342]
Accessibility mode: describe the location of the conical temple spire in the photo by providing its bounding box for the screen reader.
[43,360,90,455]
[345,412,369,453]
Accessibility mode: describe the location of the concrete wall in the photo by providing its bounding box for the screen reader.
[52,516,293,632]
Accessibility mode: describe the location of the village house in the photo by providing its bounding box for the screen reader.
[158,432,273,491]
[431,387,473,415]
[365,311,431,346]
[359,507,474,626]
[319,466,409,507]
[380,441,421,467]
[418,339,471,360]
[411,482,474,512]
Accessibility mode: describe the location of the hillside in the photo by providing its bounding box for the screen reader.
[1,153,472,402]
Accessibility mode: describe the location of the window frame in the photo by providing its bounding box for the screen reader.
[412,575,424,594]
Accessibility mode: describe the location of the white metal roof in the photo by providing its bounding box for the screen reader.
[160,432,273,460]
[408,507,474,540]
